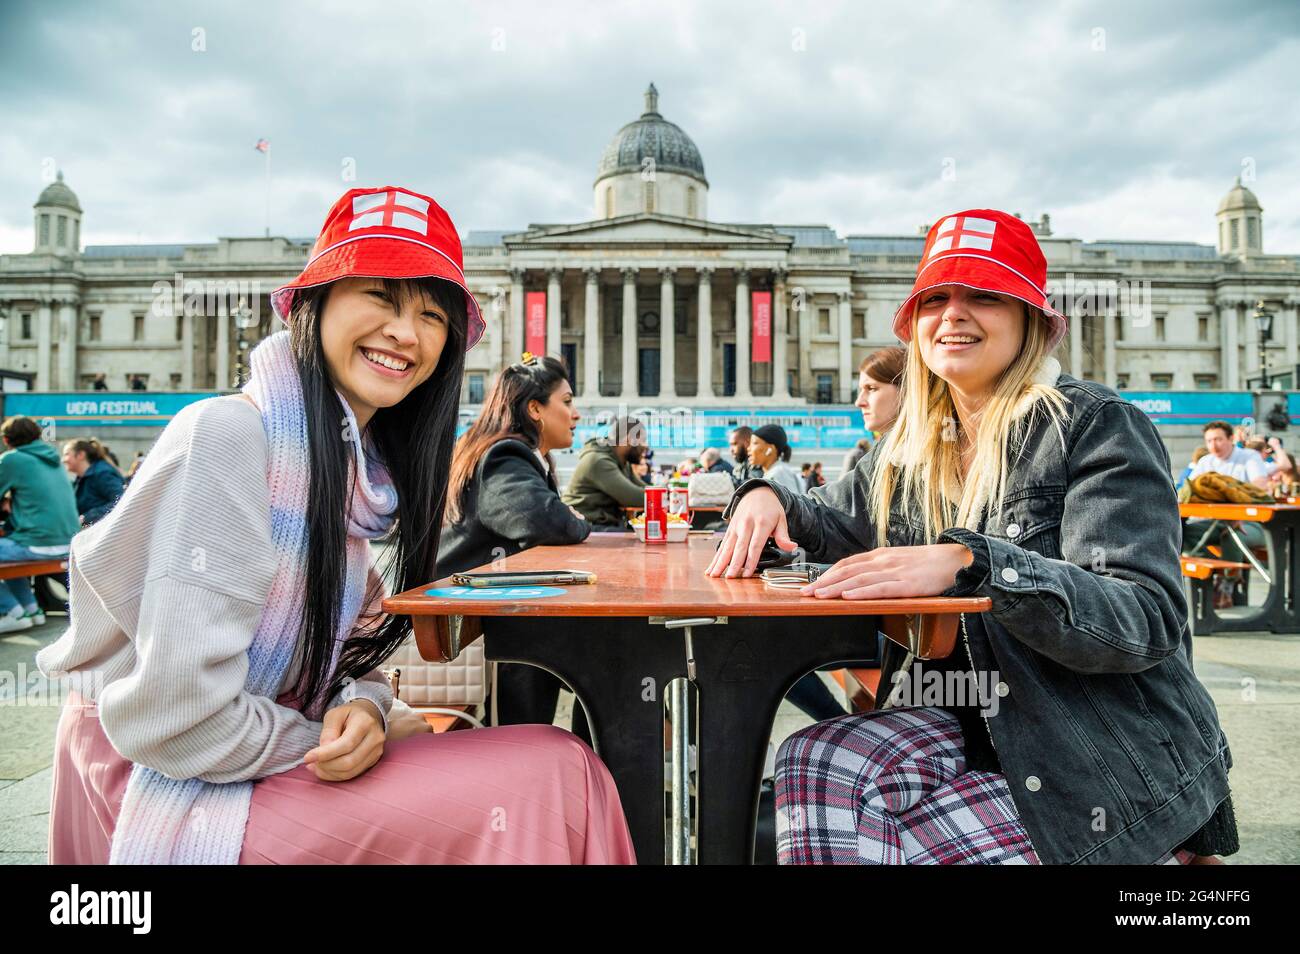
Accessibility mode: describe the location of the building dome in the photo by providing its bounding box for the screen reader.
[35,171,82,212]
[595,84,707,187]
[1217,176,1261,215]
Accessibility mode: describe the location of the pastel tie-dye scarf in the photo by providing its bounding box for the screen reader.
[110,330,397,864]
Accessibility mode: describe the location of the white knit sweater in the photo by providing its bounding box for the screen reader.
[36,394,393,783]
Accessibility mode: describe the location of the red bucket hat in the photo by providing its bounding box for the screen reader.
[271,186,485,350]
[892,209,1065,349]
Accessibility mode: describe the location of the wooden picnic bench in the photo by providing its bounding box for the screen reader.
[1180,555,1251,637]
[0,558,68,581]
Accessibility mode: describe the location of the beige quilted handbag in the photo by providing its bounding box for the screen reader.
[385,633,497,726]
[687,471,735,507]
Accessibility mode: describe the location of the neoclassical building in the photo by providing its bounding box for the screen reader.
[3,84,1299,407]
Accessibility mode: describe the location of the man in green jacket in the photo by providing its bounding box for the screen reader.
[562,417,650,528]
[0,417,81,631]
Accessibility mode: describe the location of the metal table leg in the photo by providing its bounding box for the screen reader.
[667,676,692,864]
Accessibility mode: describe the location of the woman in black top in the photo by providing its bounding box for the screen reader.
[439,353,592,733]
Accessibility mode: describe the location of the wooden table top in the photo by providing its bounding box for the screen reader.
[384,533,992,619]
[1179,502,1300,521]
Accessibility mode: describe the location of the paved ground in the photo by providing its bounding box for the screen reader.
[3,611,1296,864]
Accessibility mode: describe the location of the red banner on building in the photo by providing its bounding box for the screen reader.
[751,290,772,363]
[525,292,547,356]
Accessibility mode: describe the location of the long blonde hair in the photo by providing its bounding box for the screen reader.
[868,304,1069,548]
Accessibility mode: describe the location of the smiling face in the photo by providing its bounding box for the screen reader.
[530,378,581,455]
[318,276,452,430]
[915,285,1026,398]
[855,370,901,432]
[61,446,89,477]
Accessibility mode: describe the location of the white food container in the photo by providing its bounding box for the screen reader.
[632,520,690,543]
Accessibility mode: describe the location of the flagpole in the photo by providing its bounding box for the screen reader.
[264,145,271,238]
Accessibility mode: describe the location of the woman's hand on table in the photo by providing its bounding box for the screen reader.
[304,700,386,781]
[706,486,796,578]
[800,543,974,600]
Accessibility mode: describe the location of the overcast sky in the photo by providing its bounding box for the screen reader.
[2,0,1298,254]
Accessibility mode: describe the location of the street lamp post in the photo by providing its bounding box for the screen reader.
[1254,299,1274,390]
[234,296,256,387]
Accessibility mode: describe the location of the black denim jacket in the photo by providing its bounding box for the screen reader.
[725,370,1234,864]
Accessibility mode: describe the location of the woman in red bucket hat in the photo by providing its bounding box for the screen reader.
[710,208,1237,866]
[39,186,636,865]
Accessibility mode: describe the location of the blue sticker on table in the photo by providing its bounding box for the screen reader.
[425,585,569,600]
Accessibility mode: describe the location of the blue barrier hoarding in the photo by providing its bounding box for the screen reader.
[1,392,225,427]
[1118,392,1253,426]
[0,389,1266,444]
[557,408,871,451]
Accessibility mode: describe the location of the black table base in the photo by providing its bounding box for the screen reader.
[482,615,879,864]
[1183,513,1300,635]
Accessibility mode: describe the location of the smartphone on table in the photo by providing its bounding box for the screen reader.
[449,570,597,587]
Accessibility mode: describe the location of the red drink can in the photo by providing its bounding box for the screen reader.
[643,487,668,543]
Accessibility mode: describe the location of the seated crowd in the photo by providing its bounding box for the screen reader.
[0,419,126,633]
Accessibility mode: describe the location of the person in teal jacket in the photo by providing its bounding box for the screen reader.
[0,417,81,631]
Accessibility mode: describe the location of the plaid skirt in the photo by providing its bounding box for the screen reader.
[774,706,1193,865]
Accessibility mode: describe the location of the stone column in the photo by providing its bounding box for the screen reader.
[838,292,854,403]
[194,305,208,390]
[547,267,562,356]
[1069,310,1083,378]
[772,268,790,399]
[1219,300,1239,390]
[0,300,10,370]
[491,283,506,372]
[216,294,231,389]
[797,286,812,399]
[181,297,196,389]
[58,298,79,390]
[696,268,713,399]
[1245,299,1260,387]
[583,268,601,399]
[1103,307,1117,389]
[734,267,752,400]
[507,268,524,363]
[1285,299,1300,382]
[37,301,53,390]
[659,266,677,399]
[621,267,638,399]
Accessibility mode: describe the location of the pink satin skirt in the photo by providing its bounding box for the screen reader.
[48,692,636,865]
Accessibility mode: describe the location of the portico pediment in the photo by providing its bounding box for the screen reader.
[504,213,793,251]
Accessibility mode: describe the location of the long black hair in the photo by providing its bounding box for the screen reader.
[286,277,467,713]
[445,354,570,523]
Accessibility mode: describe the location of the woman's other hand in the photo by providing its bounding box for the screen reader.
[706,486,796,578]
[385,698,435,742]
[800,543,974,600]
[304,700,386,781]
